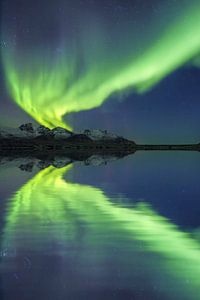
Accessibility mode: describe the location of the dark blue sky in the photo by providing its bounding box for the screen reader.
[73,66,200,143]
[0,0,200,144]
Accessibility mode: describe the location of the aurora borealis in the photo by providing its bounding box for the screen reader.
[1,0,200,128]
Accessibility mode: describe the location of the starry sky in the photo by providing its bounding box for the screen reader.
[0,0,200,142]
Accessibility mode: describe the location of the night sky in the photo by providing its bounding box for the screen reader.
[0,0,200,143]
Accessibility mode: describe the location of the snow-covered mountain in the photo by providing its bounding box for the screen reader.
[0,123,121,141]
[0,123,73,139]
[81,129,119,141]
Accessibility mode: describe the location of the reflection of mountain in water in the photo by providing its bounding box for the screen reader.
[1,124,200,164]
[1,166,200,299]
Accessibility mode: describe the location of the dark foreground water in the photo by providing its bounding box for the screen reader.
[0,151,200,300]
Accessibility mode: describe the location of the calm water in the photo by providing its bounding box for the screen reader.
[0,152,200,300]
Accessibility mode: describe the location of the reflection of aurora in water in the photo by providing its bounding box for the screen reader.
[2,1,200,128]
[2,166,200,299]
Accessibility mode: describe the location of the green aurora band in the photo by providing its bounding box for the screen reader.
[2,1,200,129]
[2,165,200,298]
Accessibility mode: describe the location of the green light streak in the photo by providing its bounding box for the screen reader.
[2,2,200,128]
[2,166,200,298]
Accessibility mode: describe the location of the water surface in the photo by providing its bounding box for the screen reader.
[0,152,200,300]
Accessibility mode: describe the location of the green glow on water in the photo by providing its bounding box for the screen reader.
[2,2,200,128]
[2,166,200,297]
